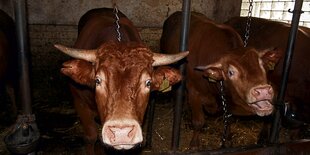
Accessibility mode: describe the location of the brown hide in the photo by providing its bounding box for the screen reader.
[56,8,186,153]
[0,10,17,119]
[74,8,141,49]
[226,17,310,123]
[77,8,127,34]
[160,12,280,148]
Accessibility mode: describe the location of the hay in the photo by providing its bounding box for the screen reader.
[0,97,309,154]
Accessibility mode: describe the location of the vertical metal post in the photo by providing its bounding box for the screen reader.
[171,0,191,151]
[145,93,156,149]
[14,0,32,114]
[269,0,304,144]
[4,1,39,154]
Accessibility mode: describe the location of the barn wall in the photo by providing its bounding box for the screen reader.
[0,0,241,106]
[1,0,241,26]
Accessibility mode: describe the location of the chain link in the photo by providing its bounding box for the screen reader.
[219,80,232,147]
[220,0,252,145]
[112,2,121,42]
[243,0,253,47]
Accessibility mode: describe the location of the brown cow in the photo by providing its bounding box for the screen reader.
[226,17,310,128]
[54,8,188,154]
[0,10,17,122]
[160,12,281,148]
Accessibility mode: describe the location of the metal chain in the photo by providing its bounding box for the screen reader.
[219,80,232,147]
[112,2,121,42]
[243,0,254,47]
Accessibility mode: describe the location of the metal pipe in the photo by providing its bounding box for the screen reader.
[145,93,156,149]
[14,0,32,114]
[4,2,40,155]
[269,0,304,144]
[171,0,191,151]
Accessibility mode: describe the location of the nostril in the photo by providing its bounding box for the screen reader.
[253,89,260,97]
[102,120,143,147]
[252,85,274,100]
[128,126,135,138]
[106,127,116,142]
[268,87,273,94]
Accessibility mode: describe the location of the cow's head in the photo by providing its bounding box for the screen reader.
[196,48,281,116]
[55,41,188,150]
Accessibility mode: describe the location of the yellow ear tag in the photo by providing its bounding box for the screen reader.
[267,62,275,70]
[159,78,172,93]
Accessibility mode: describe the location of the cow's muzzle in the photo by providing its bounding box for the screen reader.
[101,119,143,150]
[248,85,274,116]
[249,100,273,116]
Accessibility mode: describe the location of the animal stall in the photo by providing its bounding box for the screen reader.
[0,0,309,154]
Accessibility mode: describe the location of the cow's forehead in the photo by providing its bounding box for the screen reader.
[94,42,154,77]
[240,49,260,64]
[223,49,262,72]
[97,42,154,65]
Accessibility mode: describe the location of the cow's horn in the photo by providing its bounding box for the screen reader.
[54,44,97,62]
[152,51,189,66]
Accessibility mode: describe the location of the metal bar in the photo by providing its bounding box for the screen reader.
[14,0,32,114]
[145,93,156,149]
[269,0,304,144]
[4,2,40,155]
[171,0,191,151]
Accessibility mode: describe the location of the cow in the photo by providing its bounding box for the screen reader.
[54,8,188,154]
[226,17,310,132]
[160,11,281,148]
[0,10,17,122]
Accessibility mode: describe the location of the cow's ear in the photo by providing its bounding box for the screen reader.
[260,48,282,71]
[61,59,95,87]
[195,64,224,82]
[151,66,182,92]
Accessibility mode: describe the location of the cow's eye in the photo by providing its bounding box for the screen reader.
[228,69,234,77]
[95,77,102,85]
[145,79,152,88]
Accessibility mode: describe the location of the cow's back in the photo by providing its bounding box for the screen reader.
[75,8,142,49]
[161,11,243,66]
[161,11,243,114]
[226,17,310,122]
[77,8,127,33]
